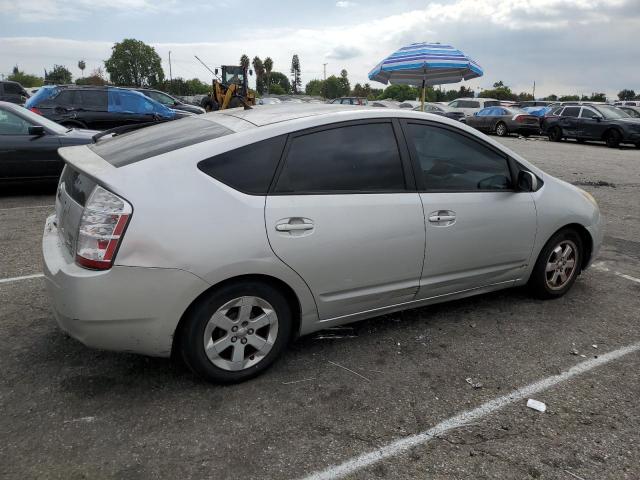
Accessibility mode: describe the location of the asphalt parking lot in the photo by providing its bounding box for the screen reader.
[1,137,639,480]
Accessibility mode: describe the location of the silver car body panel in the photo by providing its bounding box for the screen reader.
[46,104,603,356]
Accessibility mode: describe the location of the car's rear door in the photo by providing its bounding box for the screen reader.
[75,90,110,130]
[558,106,581,137]
[265,119,426,320]
[401,120,537,298]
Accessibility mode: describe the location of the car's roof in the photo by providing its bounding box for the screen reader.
[213,103,373,127]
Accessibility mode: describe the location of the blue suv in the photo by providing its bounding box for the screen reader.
[25,85,188,131]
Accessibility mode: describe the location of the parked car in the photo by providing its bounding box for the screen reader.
[544,104,640,148]
[0,81,29,105]
[398,100,421,109]
[131,88,205,114]
[43,104,603,383]
[0,101,97,183]
[515,101,551,108]
[328,97,367,105]
[618,106,640,118]
[613,101,640,107]
[369,100,400,108]
[25,85,184,131]
[466,106,540,137]
[447,98,500,117]
[412,103,465,121]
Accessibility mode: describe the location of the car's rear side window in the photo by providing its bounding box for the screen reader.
[198,136,286,195]
[89,118,233,167]
[60,166,97,206]
[274,122,405,194]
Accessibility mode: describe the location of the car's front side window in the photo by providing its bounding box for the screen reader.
[0,109,32,135]
[274,122,406,194]
[405,123,513,192]
[580,108,597,118]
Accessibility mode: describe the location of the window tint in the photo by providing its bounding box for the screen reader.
[76,90,107,110]
[580,108,597,118]
[0,109,32,134]
[449,101,459,107]
[406,123,512,191]
[4,83,23,95]
[483,101,501,107]
[562,107,581,117]
[90,117,233,167]
[275,122,405,193]
[198,136,285,195]
[459,100,480,108]
[54,90,76,105]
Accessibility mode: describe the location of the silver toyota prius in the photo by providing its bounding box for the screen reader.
[43,104,604,383]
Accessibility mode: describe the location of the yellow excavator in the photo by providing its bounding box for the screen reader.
[201,65,255,111]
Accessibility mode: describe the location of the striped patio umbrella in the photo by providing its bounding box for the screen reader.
[368,42,483,111]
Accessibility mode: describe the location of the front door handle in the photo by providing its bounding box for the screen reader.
[428,210,456,226]
[276,223,314,232]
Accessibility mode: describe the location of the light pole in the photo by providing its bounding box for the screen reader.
[168,51,173,84]
[323,63,327,81]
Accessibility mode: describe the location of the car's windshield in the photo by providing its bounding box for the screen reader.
[149,91,177,106]
[596,105,631,119]
[6,104,67,134]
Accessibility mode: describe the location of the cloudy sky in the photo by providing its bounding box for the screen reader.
[0,0,638,98]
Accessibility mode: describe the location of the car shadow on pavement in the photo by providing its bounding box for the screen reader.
[0,181,57,197]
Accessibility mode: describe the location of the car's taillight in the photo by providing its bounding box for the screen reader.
[29,107,43,115]
[513,114,526,123]
[75,185,132,270]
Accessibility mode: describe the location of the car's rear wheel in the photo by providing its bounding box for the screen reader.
[495,122,508,137]
[180,281,293,383]
[529,228,583,299]
[548,126,562,142]
[576,138,585,144]
[605,129,622,148]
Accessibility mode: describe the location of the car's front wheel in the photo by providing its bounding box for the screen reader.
[180,281,293,383]
[605,129,622,148]
[529,228,583,299]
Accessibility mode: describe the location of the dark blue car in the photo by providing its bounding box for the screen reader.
[25,85,186,131]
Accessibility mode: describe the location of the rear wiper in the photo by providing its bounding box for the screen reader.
[91,120,170,142]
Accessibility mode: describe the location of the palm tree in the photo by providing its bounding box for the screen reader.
[252,56,265,95]
[239,54,250,73]
[263,57,273,94]
[78,60,86,78]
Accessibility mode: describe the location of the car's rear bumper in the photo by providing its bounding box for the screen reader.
[512,125,541,135]
[42,215,210,357]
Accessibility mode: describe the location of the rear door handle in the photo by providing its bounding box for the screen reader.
[428,210,456,226]
[428,214,455,222]
[276,223,314,232]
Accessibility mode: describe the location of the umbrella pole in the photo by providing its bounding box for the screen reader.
[420,79,426,112]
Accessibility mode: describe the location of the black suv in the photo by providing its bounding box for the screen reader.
[25,85,186,131]
[544,104,640,148]
[0,81,29,104]
[131,88,205,114]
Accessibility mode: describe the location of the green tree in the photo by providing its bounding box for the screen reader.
[305,79,324,97]
[559,95,580,102]
[78,60,86,78]
[338,69,350,97]
[269,84,286,95]
[7,66,43,87]
[268,71,290,93]
[322,75,343,98]
[263,57,273,94]
[290,54,301,94]
[239,54,250,71]
[252,56,265,95]
[45,65,73,84]
[544,94,558,101]
[588,92,607,102]
[618,89,636,100]
[377,84,419,102]
[479,81,515,101]
[516,92,534,101]
[104,38,164,87]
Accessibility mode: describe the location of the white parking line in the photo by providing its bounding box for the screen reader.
[0,204,54,212]
[301,342,640,480]
[591,261,640,284]
[0,273,45,284]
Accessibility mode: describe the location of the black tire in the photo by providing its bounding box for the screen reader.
[635,143,640,149]
[529,228,583,300]
[228,97,244,108]
[495,122,508,137]
[201,96,218,112]
[548,126,563,142]
[576,138,585,144]
[605,129,622,148]
[521,133,531,138]
[179,281,293,384]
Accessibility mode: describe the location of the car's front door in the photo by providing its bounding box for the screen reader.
[265,120,426,320]
[0,108,61,180]
[401,120,537,299]
[578,107,607,139]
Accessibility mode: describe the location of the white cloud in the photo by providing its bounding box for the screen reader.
[336,1,357,8]
[1,0,638,98]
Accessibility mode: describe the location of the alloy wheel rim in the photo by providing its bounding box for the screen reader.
[545,240,578,290]
[203,296,279,371]
[497,124,506,135]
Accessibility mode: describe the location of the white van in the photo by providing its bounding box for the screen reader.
[447,97,501,117]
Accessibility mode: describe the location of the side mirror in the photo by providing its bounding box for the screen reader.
[29,125,46,136]
[591,115,601,122]
[518,170,538,192]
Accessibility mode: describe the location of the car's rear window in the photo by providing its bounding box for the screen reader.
[89,117,234,167]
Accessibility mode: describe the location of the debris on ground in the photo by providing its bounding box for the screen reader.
[465,377,483,389]
[571,180,616,188]
[526,399,547,412]
[313,326,357,340]
[328,360,371,382]
[282,378,315,385]
[564,469,588,480]
[592,344,598,349]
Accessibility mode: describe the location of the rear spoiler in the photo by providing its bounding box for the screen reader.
[92,119,171,142]
[58,144,116,184]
